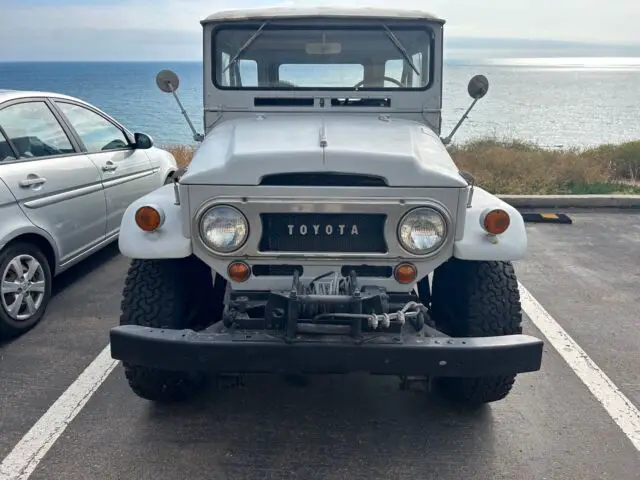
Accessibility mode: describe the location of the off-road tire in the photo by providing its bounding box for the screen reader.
[119,256,225,403]
[429,258,522,405]
[0,241,53,339]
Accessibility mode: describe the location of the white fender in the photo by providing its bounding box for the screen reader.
[118,184,192,259]
[453,187,527,261]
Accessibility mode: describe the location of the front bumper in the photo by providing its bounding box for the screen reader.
[109,325,543,377]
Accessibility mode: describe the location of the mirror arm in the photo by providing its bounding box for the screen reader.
[165,81,204,143]
[441,97,479,146]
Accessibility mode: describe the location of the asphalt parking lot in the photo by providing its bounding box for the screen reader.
[1,211,639,480]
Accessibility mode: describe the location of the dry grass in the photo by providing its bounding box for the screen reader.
[449,137,640,194]
[582,141,640,181]
[164,137,640,195]
[166,144,195,169]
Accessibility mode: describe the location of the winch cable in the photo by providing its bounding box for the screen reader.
[303,271,356,317]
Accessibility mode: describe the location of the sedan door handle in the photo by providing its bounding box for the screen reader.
[101,162,118,172]
[19,176,47,188]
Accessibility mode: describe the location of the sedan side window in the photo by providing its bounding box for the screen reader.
[0,129,17,161]
[0,101,74,159]
[56,102,130,153]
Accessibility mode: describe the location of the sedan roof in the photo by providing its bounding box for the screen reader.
[0,89,87,105]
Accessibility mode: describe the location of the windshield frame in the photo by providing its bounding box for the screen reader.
[210,21,436,92]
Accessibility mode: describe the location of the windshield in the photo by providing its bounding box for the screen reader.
[212,23,433,90]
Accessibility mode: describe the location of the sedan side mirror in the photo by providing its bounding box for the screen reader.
[134,132,153,149]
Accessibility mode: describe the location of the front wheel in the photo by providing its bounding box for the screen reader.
[0,242,52,339]
[430,258,523,405]
[119,256,224,403]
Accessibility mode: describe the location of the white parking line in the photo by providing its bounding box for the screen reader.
[519,283,640,452]
[0,345,118,480]
[1,284,639,479]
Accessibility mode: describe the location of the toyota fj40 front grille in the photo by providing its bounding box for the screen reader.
[258,213,388,253]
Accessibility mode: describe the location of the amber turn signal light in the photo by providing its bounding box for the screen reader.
[394,263,417,284]
[135,206,163,232]
[228,261,251,282]
[482,208,510,235]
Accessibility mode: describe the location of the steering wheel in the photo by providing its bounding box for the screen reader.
[353,76,405,89]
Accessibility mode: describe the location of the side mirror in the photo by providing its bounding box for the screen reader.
[468,74,489,99]
[441,74,491,146]
[156,69,180,93]
[134,132,153,149]
[155,69,204,143]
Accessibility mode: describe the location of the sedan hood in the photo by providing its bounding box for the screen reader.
[180,115,468,188]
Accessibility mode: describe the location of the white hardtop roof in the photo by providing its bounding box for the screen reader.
[202,6,445,25]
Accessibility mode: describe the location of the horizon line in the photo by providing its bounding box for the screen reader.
[3,55,640,64]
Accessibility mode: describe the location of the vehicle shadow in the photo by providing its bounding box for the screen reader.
[141,373,497,479]
[50,242,121,297]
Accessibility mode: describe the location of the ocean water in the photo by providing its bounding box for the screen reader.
[1,58,639,148]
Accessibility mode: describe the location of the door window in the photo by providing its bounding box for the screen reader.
[0,129,17,161]
[56,102,130,153]
[0,101,74,159]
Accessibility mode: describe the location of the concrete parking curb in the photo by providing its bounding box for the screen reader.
[498,195,640,209]
[521,212,573,224]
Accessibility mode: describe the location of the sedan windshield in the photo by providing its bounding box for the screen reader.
[213,23,433,91]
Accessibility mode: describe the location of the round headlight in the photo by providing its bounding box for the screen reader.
[398,207,447,255]
[199,205,248,253]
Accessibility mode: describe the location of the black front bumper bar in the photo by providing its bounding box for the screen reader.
[109,325,543,378]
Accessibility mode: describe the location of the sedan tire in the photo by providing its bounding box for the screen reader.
[0,241,52,338]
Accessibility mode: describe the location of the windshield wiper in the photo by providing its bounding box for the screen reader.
[381,23,420,76]
[222,21,268,74]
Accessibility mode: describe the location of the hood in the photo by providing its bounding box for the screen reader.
[180,115,468,188]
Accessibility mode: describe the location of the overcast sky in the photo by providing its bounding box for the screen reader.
[1,0,639,61]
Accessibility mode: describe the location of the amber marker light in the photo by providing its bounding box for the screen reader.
[228,261,251,282]
[135,205,164,232]
[481,208,511,235]
[394,263,417,284]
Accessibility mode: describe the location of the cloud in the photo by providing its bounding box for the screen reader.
[1,0,639,61]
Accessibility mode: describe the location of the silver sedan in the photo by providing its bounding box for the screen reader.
[0,89,177,337]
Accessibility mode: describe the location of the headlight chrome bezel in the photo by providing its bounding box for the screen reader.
[396,206,449,256]
[198,204,249,254]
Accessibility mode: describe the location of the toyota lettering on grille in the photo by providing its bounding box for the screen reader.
[259,213,386,253]
[287,224,360,236]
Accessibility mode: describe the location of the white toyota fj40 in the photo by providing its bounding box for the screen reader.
[109,6,543,405]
